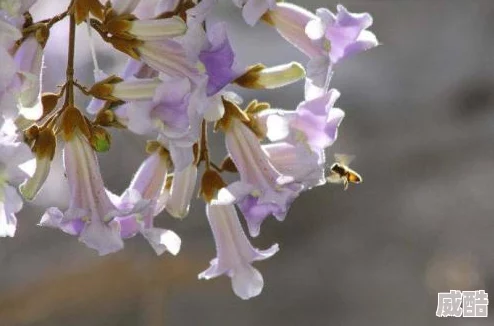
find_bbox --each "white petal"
[141,227,181,255]
[203,95,225,122]
[305,18,325,40]
[79,221,124,256]
[231,264,264,300]
[39,207,64,229]
[0,185,22,237]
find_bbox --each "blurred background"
[2,0,494,325]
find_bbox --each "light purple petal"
[199,23,239,96]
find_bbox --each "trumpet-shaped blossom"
[305,5,378,65]
[265,3,378,94]
[259,89,345,152]
[126,77,194,136]
[221,118,303,237]
[263,3,319,58]
[199,203,279,299]
[262,142,326,189]
[121,76,204,170]
[113,150,181,255]
[305,5,378,92]
[40,128,129,255]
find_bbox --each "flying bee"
[326,154,362,190]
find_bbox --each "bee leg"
[343,179,349,191]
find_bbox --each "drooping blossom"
[199,202,278,299]
[264,3,378,96]
[39,109,137,255]
[113,146,181,255]
[262,141,326,189]
[258,89,345,152]
[215,101,303,237]
[114,76,205,170]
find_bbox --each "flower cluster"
[0,0,378,299]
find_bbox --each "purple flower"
[263,3,319,57]
[265,3,378,95]
[219,118,303,237]
[199,203,278,299]
[304,5,378,93]
[127,77,194,136]
[113,149,181,255]
[40,127,128,255]
[259,89,345,152]
[262,142,325,189]
[108,75,205,170]
[306,5,378,65]
[179,21,240,121]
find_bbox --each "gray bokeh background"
[2,0,494,325]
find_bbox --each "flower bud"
[90,126,112,152]
[166,163,197,219]
[20,128,56,200]
[235,62,305,89]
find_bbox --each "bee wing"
[326,172,344,184]
[334,153,355,166]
